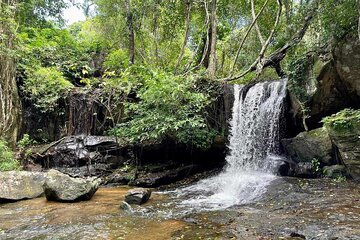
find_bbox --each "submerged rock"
[43,169,100,202]
[282,128,334,165]
[124,188,151,205]
[119,201,133,212]
[0,171,46,203]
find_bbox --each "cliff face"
[287,36,360,133]
[283,36,360,181]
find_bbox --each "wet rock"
[0,171,46,203]
[43,169,100,202]
[323,165,348,178]
[293,162,316,178]
[130,165,196,187]
[29,135,126,177]
[282,128,334,165]
[124,188,151,205]
[289,232,306,239]
[119,201,133,212]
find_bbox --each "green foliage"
[317,0,358,40]
[0,140,20,171]
[103,49,130,73]
[17,134,37,149]
[108,69,216,149]
[287,54,315,103]
[23,67,73,112]
[311,158,321,174]
[333,175,347,183]
[322,109,360,133]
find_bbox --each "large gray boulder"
[0,171,46,202]
[43,169,100,202]
[282,128,334,165]
[124,188,152,205]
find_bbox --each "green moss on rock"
[322,108,360,135]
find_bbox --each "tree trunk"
[125,0,135,64]
[175,0,192,72]
[0,0,21,147]
[358,0,360,40]
[207,0,217,79]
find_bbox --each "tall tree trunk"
[175,0,192,72]
[0,0,21,147]
[207,0,217,79]
[125,0,135,64]
[358,0,360,40]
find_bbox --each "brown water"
[1,178,360,240]
[0,187,186,240]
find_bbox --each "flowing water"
[177,80,288,210]
[2,80,360,239]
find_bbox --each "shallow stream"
[1,177,360,240]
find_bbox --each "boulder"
[124,188,151,205]
[323,165,348,178]
[335,37,360,98]
[324,112,360,181]
[282,128,334,165]
[293,162,316,178]
[43,169,100,202]
[28,135,126,177]
[0,171,46,203]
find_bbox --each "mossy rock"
[282,127,334,165]
[323,109,360,181]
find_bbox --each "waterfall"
[178,80,287,210]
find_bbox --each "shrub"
[23,67,73,112]
[0,140,20,171]
[107,69,216,149]
[17,134,37,149]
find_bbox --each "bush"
[107,69,216,149]
[103,49,130,73]
[23,67,73,112]
[0,140,20,171]
[17,134,37,149]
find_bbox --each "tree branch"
[230,0,270,74]
[222,3,316,82]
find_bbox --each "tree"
[207,0,217,79]
[0,0,21,147]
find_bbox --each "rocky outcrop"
[323,165,348,178]
[287,36,360,133]
[335,37,360,97]
[282,128,334,165]
[29,135,127,177]
[324,110,360,181]
[43,169,100,202]
[124,188,152,205]
[0,171,46,202]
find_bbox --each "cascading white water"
[177,80,287,210]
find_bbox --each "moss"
[307,127,328,138]
[322,108,360,135]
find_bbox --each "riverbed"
[0,177,359,239]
